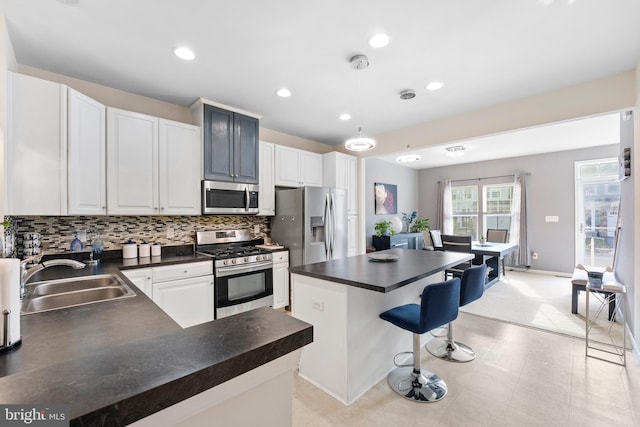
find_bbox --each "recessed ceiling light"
[339,113,352,121]
[369,33,392,48]
[174,47,195,61]
[396,154,421,163]
[426,81,444,91]
[275,88,292,98]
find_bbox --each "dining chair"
[486,229,508,276]
[441,234,472,279]
[429,229,444,251]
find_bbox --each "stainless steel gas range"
[196,229,273,319]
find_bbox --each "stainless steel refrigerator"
[271,187,347,267]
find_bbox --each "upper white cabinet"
[158,119,201,215]
[323,152,358,215]
[6,72,68,215]
[67,88,106,215]
[274,145,323,187]
[107,108,201,215]
[258,141,275,215]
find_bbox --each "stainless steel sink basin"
[21,274,136,315]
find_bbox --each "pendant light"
[345,55,376,152]
[396,145,421,163]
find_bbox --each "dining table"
[471,241,518,287]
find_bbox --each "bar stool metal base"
[387,367,448,402]
[425,338,476,362]
[425,321,476,363]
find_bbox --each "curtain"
[436,180,453,234]
[508,173,530,266]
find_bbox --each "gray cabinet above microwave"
[203,104,259,184]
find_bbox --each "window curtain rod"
[438,172,530,184]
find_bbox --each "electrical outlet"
[167,227,175,239]
[532,252,538,260]
[312,299,324,312]
[254,224,260,233]
[77,230,87,242]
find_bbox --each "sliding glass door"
[574,158,620,267]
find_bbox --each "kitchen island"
[289,249,473,405]
[0,256,313,426]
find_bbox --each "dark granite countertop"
[0,252,313,426]
[289,249,474,292]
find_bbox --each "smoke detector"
[350,55,370,70]
[400,90,416,100]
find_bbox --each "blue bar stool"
[379,278,461,402]
[426,264,486,362]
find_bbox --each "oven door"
[215,262,273,319]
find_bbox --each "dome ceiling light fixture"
[345,54,375,151]
[445,145,466,157]
[396,145,421,163]
[345,127,376,152]
[400,89,416,100]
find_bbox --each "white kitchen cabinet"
[122,268,152,298]
[67,88,107,215]
[151,261,214,328]
[258,141,275,215]
[274,145,323,187]
[107,108,201,215]
[272,250,289,309]
[6,72,68,215]
[323,152,358,215]
[158,119,201,214]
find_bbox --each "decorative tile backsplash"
[4,215,271,256]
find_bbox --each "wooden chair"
[441,234,472,279]
[486,228,508,276]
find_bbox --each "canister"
[139,242,150,258]
[122,240,137,259]
[151,244,162,257]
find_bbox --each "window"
[451,181,514,240]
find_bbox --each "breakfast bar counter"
[289,249,472,405]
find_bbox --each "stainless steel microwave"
[202,180,259,214]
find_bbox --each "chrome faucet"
[20,255,86,299]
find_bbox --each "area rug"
[460,270,628,348]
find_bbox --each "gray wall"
[365,158,420,247]
[418,144,620,273]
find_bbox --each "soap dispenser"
[70,232,84,252]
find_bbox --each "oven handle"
[216,261,273,277]
[245,187,250,212]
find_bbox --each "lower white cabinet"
[124,261,214,328]
[122,268,152,298]
[272,251,290,309]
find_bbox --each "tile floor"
[292,312,639,426]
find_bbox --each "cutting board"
[256,244,284,250]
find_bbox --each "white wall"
[364,158,420,247]
[417,144,620,273]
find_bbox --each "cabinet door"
[300,151,323,186]
[158,119,201,215]
[106,108,159,214]
[68,88,106,215]
[346,156,358,215]
[122,268,153,298]
[272,251,290,309]
[274,145,301,187]
[258,141,275,215]
[6,72,67,215]
[152,275,214,328]
[233,113,259,184]
[203,104,234,182]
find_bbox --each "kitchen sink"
[21,274,136,315]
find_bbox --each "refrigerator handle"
[324,193,331,259]
[329,193,336,259]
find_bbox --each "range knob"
[231,259,237,264]
[244,257,249,262]
[223,260,228,265]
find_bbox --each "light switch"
[545,216,559,223]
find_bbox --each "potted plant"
[372,220,395,250]
[409,217,430,249]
